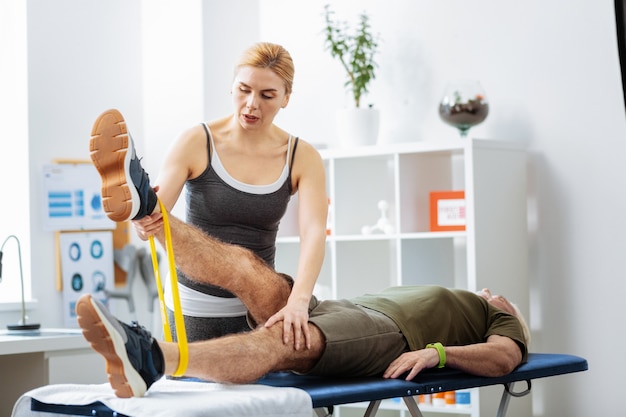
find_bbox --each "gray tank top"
[177,123,299,297]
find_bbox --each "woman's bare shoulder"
[293,137,323,158]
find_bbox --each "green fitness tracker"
[425,342,446,368]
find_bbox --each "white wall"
[0,0,623,416]
[257,1,624,416]
[22,0,144,327]
[141,0,205,219]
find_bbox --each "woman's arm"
[132,125,208,239]
[265,140,328,350]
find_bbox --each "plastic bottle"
[444,391,456,407]
[432,392,445,407]
[418,394,431,405]
[455,389,471,407]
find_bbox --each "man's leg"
[159,323,323,384]
[90,109,291,324]
[89,109,157,222]
[76,294,324,397]
[156,214,291,324]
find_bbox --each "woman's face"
[231,66,290,131]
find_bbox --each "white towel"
[11,377,313,417]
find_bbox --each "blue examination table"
[28,353,587,417]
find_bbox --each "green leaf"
[322,4,380,108]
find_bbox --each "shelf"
[277,231,466,243]
[318,140,465,160]
[275,138,528,417]
[400,232,466,240]
[339,398,475,414]
[318,138,524,160]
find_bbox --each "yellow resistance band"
[148,199,188,377]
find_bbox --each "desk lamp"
[0,235,41,330]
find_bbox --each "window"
[0,0,32,304]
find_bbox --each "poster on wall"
[42,163,115,231]
[59,230,114,327]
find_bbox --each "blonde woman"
[127,42,327,349]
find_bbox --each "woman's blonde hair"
[235,42,295,95]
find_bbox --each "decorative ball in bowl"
[438,81,489,138]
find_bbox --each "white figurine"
[361,200,394,235]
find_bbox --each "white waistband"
[164,274,247,317]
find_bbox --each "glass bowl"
[438,81,489,138]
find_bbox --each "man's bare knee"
[260,322,324,373]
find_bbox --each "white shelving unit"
[338,392,479,417]
[275,138,529,417]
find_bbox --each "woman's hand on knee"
[265,299,311,350]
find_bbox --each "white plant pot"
[335,107,380,148]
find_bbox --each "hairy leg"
[159,322,325,384]
[154,214,291,324]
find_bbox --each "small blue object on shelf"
[456,389,471,407]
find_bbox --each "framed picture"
[58,231,114,327]
[429,191,466,232]
[42,162,115,231]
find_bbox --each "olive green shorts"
[306,297,409,377]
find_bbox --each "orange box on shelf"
[429,190,466,232]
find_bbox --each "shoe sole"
[89,109,140,222]
[76,294,147,397]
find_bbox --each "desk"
[0,329,106,417]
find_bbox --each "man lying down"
[78,111,530,399]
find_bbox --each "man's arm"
[383,335,523,381]
[445,335,523,376]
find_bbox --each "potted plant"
[323,4,381,147]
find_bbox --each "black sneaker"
[76,294,164,397]
[89,109,157,222]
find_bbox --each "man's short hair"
[510,302,531,347]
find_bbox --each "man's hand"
[383,349,440,380]
[264,298,311,350]
[385,336,523,381]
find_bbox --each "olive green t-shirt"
[352,285,528,361]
